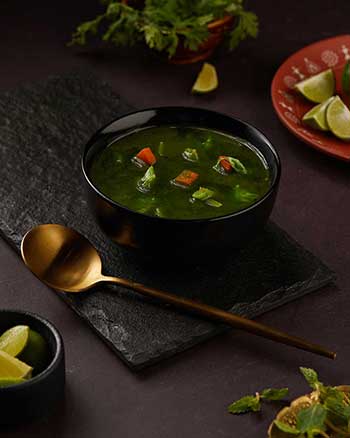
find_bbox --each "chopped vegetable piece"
[183,148,199,162]
[136,147,157,165]
[206,199,222,208]
[219,156,233,173]
[137,166,156,193]
[343,61,350,94]
[202,137,213,150]
[192,187,214,201]
[234,185,258,203]
[131,156,147,168]
[173,170,199,187]
[213,156,247,175]
[158,141,166,157]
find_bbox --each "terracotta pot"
[122,0,234,64]
[170,15,235,64]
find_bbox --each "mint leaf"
[324,394,350,426]
[274,420,300,435]
[296,404,327,434]
[261,388,289,401]
[228,395,260,414]
[300,367,320,389]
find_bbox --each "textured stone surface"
[0,73,335,369]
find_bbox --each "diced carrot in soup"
[136,147,157,165]
[175,170,199,186]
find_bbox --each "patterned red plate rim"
[271,35,350,161]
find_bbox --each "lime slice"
[192,63,218,94]
[295,69,335,103]
[19,330,48,373]
[302,96,335,131]
[0,350,32,379]
[342,61,350,94]
[0,377,25,388]
[326,95,350,140]
[0,325,29,357]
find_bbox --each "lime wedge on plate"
[295,69,335,103]
[0,325,29,357]
[0,350,32,379]
[326,95,350,140]
[19,329,48,372]
[0,377,26,388]
[192,63,218,94]
[302,96,335,131]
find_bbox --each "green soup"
[89,126,271,219]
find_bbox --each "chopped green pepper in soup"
[89,126,271,219]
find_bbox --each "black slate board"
[0,73,335,369]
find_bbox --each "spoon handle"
[102,276,336,360]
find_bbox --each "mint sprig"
[228,387,289,415]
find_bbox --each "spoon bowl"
[21,224,102,292]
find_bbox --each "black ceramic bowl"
[0,310,65,425]
[82,107,281,261]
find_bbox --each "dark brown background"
[1,1,349,437]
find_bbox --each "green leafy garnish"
[225,157,247,174]
[183,148,199,162]
[228,395,261,414]
[228,387,289,415]
[137,166,156,192]
[234,185,258,203]
[300,367,321,390]
[70,0,259,58]
[213,156,247,175]
[297,404,327,436]
[206,199,223,208]
[261,388,289,401]
[342,61,350,94]
[192,186,214,201]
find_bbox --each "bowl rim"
[82,106,281,224]
[0,309,63,392]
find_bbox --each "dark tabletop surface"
[1,1,350,437]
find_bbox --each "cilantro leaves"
[70,0,259,57]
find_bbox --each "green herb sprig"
[228,367,350,438]
[70,0,258,57]
[228,387,289,414]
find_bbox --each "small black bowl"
[0,310,65,425]
[82,107,281,261]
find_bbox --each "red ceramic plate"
[271,35,350,161]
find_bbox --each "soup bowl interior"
[82,107,281,261]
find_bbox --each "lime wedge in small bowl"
[0,325,29,357]
[326,95,350,141]
[295,69,335,103]
[302,96,335,131]
[0,377,26,388]
[0,350,32,379]
[19,329,48,373]
[192,63,218,94]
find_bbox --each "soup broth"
[89,126,271,220]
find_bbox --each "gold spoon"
[21,224,336,360]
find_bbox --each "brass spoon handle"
[102,276,336,360]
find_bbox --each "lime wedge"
[192,63,218,94]
[19,330,48,373]
[295,69,335,103]
[0,350,32,379]
[302,96,335,131]
[0,377,25,388]
[326,95,350,140]
[342,61,350,94]
[0,325,29,357]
